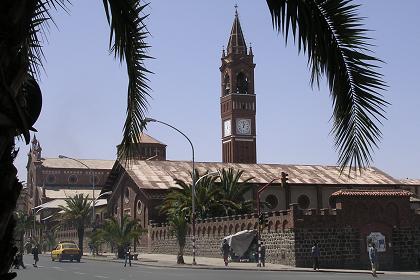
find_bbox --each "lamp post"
[256,177,279,267]
[143,117,198,265]
[58,155,96,226]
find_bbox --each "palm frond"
[267,0,388,173]
[102,0,152,164]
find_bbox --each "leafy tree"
[96,216,144,258]
[58,194,92,256]
[168,211,188,264]
[217,168,254,216]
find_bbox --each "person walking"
[124,246,132,267]
[260,242,266,267]
[311,242,320,270]
[32,245,39,267]
[14,252,26,269]
[369,243,378,277]
[221,239,230,267]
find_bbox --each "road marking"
[74,271,86,275]
[94,276,109,279]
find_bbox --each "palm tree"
[58,194,92,256]
[217,168,254,216]
[1,1,150,275]
[88,230,104,256]
[168,211,188,264]
[266,0,387,172]
[160,170,220,219]
[14,211,33,253]
[96,215,143,258]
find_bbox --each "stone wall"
[293,227,360,268]
[392,226,420,270]
[146,203,420,270]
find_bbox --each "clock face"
[236,119,251,135]
[224,119,231,137]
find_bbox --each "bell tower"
[220,8,256,163]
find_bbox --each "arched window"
[223,74,230,95]
[297,195,310,209]
[265,194,279,210]
[236,72,248,94]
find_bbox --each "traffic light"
[281,172,289,188]
[258,212,268,229]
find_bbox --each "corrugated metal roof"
[41,158,114,170]
[136,133,166,145]
[400,179,420,185]
[45,188,100,199]
[36,198,107,209]
[123,160,400,190]
[331,189,413,197]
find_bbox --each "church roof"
[41,158,114,170]
[118,160,400,190]
[227,9,247,55]
[133,133,166,145]
[400,178,420,185]
[44,187,101,199]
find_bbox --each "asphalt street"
[13,255,418,280]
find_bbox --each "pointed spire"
[227,6,247,55]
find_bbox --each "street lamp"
[256,177,280,267]
[58,155,96,226]
[143,117,198,265]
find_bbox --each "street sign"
[367,232,386,252]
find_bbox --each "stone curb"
[82,256,420,275]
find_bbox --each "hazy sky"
[15,0,420,181]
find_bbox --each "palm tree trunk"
[177,245,185,264]
[0,134,22,277]
[77,225,85,256]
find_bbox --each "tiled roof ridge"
[331,189,414,197]
[149,159,379,169]
[42,157,114,161]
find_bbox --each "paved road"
[14,255,418,280]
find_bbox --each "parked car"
[51,241,81,262]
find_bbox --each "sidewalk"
[83,253,420,276]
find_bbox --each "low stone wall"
[392,226,420,269]
[146,205,420,270]
[293,227,360,268]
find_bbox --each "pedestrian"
[221,239,230,266]
[124,246,132,267]
[311,242,320,271]
[15,252,26,269]
[368,243,378,277]
[260,242,266,267]
[88,242,94,256]
[32,245,39,267]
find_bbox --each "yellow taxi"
[51,241,81,262]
